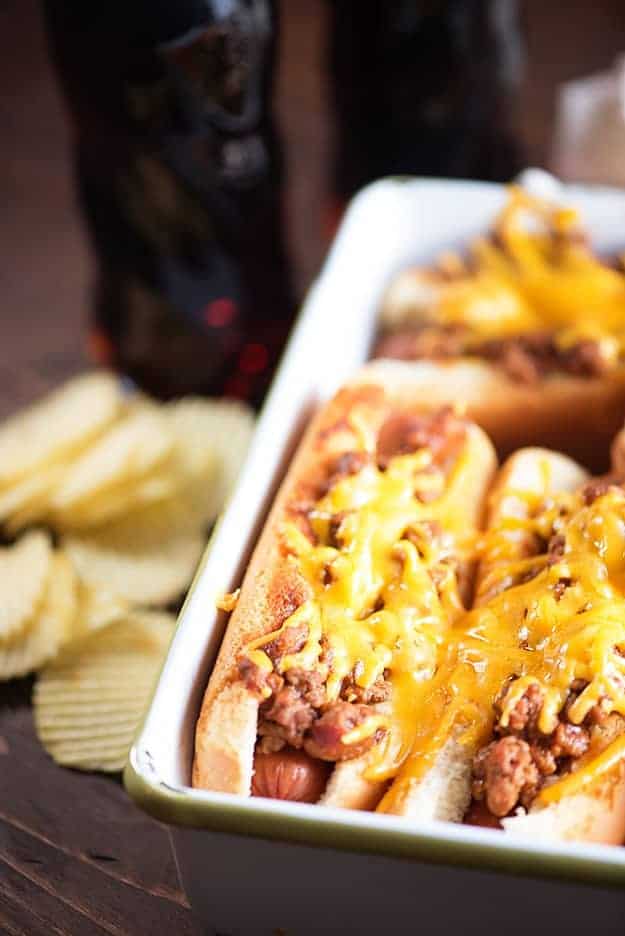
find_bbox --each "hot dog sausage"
[252,748,332,803]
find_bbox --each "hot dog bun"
[502,759,625,843]
[474,447,590,605]
[318,751,387,810]
[193,385,365,795]
[193,374,497,807]
[355,359,625,473]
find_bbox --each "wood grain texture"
[0,681,200,936]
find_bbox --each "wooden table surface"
[0,681,201,934]
[2,1,625,933]
[0,4,197,928]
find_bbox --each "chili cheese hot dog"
[374,187,625,470]
[192,378,497,808]
[376,447,588,822]
[471,451,625,842]
[381,444,625,843]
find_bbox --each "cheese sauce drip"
[379,477,625,812]
[414,187,625,354]
[245,427,479,781]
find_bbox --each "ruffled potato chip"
[0,552,77,679]
[89,398,254,539]
[0,373,123,488]
[50,408,175,521]
[72,581,130,638]
[54,469,177,532]
[0,530,53,640]
[33,685,152,704]
[63,524,205,606]
[166,398,254,526]
[34,611,175,771]
[0,466,64,533]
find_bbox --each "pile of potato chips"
[0,372,254,771]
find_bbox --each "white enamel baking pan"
[126,175,625,934]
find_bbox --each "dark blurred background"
[1,0,625,416]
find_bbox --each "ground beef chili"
[261,685,317,748]
[472,332,610,382]
[243,660,388,761]
[263,619,309,665]
[285,501,318,544]
[376,406,466,472]
[463,798,503,829]
[374,326,611,384]
[341,670,391,705]
[320,450,371,496]
[546,533,565,563]
[580,478,616,505]
[468,679,605,819]
[374,324,467,361]
[304,702,386,761]
[472,736,540,817]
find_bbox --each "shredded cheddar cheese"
[217,589,240,612]
[415,186,625,354]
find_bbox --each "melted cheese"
[423,272,541,339]
[419,186,625,351]
[244,430,481,781]
[217,589,240,612]
[379,476,625,814]
[537,734,625,805]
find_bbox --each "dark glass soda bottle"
[43,0,294,406]
[328,0,525,208]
